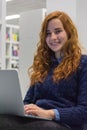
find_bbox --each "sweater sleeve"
[23,85,35,104]
[57,56,87,125]
[53,109,60,120]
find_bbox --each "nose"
[51,32,57,39]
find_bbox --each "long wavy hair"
[28,11,81,86]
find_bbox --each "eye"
[46,32,51,37]
[55,30,62,34]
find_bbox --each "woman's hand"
[24,104,55,119]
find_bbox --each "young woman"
[24,11,87,130]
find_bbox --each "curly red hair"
[28,11,81,86]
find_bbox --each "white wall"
[19,8,46,98]
[76,0,87,49]
[46,0,76,23]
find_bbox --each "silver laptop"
[0,69,51,120]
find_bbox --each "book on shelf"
[12,45,19,57]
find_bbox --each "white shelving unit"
[6,24,20,70]
[0,0,6,69]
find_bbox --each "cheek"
[64,36,68,43]
[61,33,68,43]
[46,38,49,44]
[64,32,68,40]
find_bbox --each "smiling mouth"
[51,41,61,45]
[51,39,62,45]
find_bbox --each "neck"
[55,52,61,59]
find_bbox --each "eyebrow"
[55,28,62,30]
[46,27,62,32]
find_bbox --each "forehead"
[47,18,63,30]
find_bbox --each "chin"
[52,49,61,52]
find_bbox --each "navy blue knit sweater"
[24,55,87,130]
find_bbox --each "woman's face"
[46,18,68,58]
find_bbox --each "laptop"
[0,69,52,120]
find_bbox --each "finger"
[25,109,38,116]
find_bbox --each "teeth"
[52,43,57,45]
[51,42,60,45]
